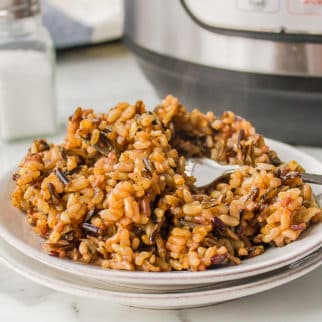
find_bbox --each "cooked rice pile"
[155,95,280,165]
[11,95,321,271]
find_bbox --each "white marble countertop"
[0,43,321,322]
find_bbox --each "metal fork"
[185,157,322,190]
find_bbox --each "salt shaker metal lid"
[0,0,40,21]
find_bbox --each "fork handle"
[302,173,322,185]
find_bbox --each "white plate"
[0,138,321,289]
[0,236,320,309]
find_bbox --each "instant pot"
[124,0,322,145]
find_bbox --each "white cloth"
[41,0,123,48]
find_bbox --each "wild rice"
[11,95,321,271]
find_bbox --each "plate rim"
[0,138,321,285]
[0,236,321,309]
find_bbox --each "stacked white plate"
[0,139,321,309]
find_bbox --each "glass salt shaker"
[0,0,57,140]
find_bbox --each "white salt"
[0,50,56,140]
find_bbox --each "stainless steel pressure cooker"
[124,0,322,145]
